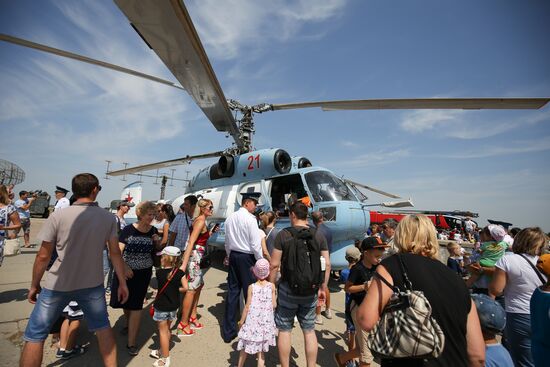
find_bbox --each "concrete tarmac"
[0,219,350,366]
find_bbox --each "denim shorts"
[153,308,177,322]
[275,282,318,331]
[24,284,109,342]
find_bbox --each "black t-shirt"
[273,226,328,252]
[154,268,185,312]
[273,226,328,283]
[380,253,471,367]
[119,224,158,270]
[347,261,377,305]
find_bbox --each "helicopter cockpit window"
[305,171,356,202]
[270,174,308,217]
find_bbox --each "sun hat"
[161,246,181,257]
[488,224,507,242]
[252,258,270,280]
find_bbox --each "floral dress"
[237,282,276,354]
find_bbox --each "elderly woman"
[357,214,485,367]
[0,185,21,266]
[489,227,548,367]
[177,198,214,336]
[110,201,161,356]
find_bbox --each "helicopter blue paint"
[173,148,371,269]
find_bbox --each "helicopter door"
[269,174,309,217]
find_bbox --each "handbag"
[367,255,445,359]
[149,267,178,317]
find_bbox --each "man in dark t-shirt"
[269,202,330,367]
[337,236,389,367]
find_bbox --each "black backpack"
[281,226,323,296]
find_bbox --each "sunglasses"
[97,185,102,191]
[207,206,214,211]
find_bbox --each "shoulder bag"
[149,268,179,317]
[367,254,445,359]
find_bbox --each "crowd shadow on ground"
[0,288,28,303]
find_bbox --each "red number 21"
[247,154,260,170]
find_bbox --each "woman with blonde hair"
[489,227,548,367]
[110,201,162,356]
[0,185,21,266]
[177,198,214,336]
[357,215,485,367]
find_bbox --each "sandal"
[153,356,171,367]
[189,316,203,330]
[176,322,194,336]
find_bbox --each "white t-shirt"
[495,253,546,314]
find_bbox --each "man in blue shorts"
[20,173,129,367]
[269,202,331,367]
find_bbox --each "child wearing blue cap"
[471,294,513,367]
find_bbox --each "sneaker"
[61,345,87,360]
[150,349,161,359]
[127,345,139,356]
[315,314,323,325]
[55,349,64,358]
[323,308,333,319]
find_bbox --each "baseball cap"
[537,254,550,277]
[361,236,389,251]
[345,246,361,262]
[471,293,506,332]
[161,246,181,257]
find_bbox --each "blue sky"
[1,0,549,230]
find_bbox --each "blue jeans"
[505,312,534,367]
[24,284,109,342]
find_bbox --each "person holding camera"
[14,190,36,248]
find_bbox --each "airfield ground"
[0,218,353,367]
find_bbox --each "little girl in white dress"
[237,258,276,367]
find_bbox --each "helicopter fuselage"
[170,148,370,269]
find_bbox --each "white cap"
[161,246,181,257]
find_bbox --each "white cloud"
[187,0,346,60]
[400,108,550,139]
[329,148,410,168]
[340,140,360,148]
[446,135,550,159]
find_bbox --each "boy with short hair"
[335,237,388,367]
[471,294,513,367]
[340,246,361,367]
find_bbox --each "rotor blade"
[114,0,242,148]
[107,151,224,176]
[345,179,401,199]
[0,33,185,91]
[270,98,550,111]
[380,199,414,208]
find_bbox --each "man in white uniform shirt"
[53,186,70,211]
[222,192,263,343]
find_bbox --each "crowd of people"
[1,176,549,367]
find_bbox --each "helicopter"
[2,1,549,268]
